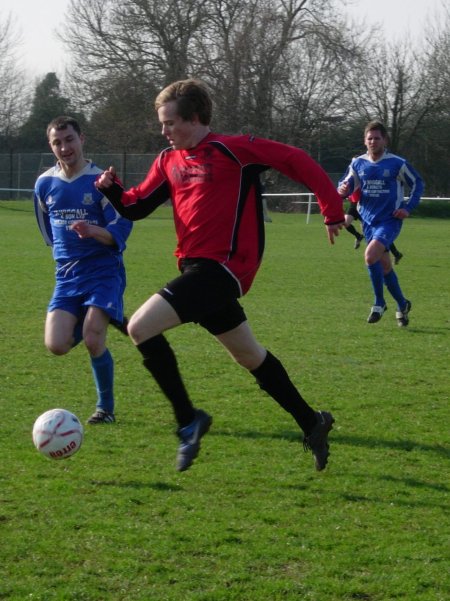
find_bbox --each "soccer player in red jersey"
[96,79,345,472]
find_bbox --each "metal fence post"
[306,194,313,224]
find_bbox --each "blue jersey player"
[34,116,133,423]
[338,120,423,327]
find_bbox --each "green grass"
[0,201,449,601]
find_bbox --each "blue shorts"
[48,255,126,323]
[363,218,403,250]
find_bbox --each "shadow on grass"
[405,326,450,335]
[341,474,449,508]
[330,433,450,459]
[89,479,183,491]
[211,429,450,459]
[380,474,448,493]
[340,492,449,509]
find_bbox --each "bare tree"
[413,2,450,193]
[62,0,360,136]
[190,0,360,139]
[58,0,450,194]
[0,13,30,150]
[61,0,210,115]
[342,18,449,153]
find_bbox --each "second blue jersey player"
[34,116,133,423]
[338,120,424,326]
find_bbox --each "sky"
[1,0,445,79]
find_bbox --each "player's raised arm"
[95,166,116,189]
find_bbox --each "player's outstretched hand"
[337,181,350,198]
[95,166,116,189]
[393,208,410,219]
[326,223,344,245]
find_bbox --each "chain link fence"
[3,152,447,217]
[0,152,340,215]
[0,153,159,200]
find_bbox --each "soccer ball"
[32,408,83,460]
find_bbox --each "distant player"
[338,120,423,326]
[34,116,133,423]
[96,78,345,473]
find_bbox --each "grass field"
[0,201,449,601]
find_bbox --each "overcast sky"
[1,0,445,79]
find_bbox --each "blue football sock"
[367,262,385,307]
[384,270,406,310]
[91,349,114,413]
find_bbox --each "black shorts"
[158,259,247,335]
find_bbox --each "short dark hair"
[154,79,212,125]
[364,120,388,138]
[46,116,82,139]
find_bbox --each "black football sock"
[250,351,317,434]
[137,335,195,427]
[390,242,401,259]
[346,224,362,239]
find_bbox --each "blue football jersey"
[339,151,424,226]
[34,161,133,261]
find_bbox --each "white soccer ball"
[32,408,83,460]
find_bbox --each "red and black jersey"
[104,133,344,295]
